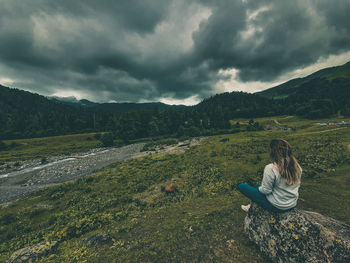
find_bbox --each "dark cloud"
[193,0,350,81]
[0,0,350,103]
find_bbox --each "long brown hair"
[270,139,301,185]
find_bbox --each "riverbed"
[0,138,203,205]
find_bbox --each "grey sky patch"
[193,0,350,82]
[0,0,349,104]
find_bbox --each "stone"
[83,233,114,247]
[219,138,230,143]
[244,203,350,263]
[7,241,58,263]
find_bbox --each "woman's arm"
[258,164,276,195]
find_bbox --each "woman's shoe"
[241,204,251,212]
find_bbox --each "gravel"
[0,143,145,205]
[0,138,204,205]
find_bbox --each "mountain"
[195,92,275,119]
[0,85,106,139]
[1,60,349,141]
[194,62,350,121]
[257,61,350,99]
[94,102,187,113]
[0,85,190,140]
[48,96,98,107]
[49,96,187,113]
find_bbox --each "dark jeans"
[238,183,287,213]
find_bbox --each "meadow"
[0,133,103,163]
[0,116,349,262]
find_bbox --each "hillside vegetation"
[1,61,350,142]
[49,96,186,113]
[258,61,350,99]
[1,116,349,262]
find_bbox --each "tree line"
[0,78,349,142]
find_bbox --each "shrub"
[0,140,7,150]
[93,133,102,140]
[0,213,16,225]
[10,142,19,148]
[100,133,114,147]
[141,138,178,152]
[247,122,263,131]
[114,139,125,147]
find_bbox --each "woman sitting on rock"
[238,139,302,213]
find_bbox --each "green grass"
[231,115,350,128]
[298,164,350,223]
[141,138,179,152]
[0,133,103,162]
[0,116,349,262]
[325,63,350,80]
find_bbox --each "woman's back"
[238,139,302,213]
[259,163,301,210]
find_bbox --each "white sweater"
[258,163,301,210]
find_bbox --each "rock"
[7,241,58,263]
[164,184,178,194]
[219,138,230,143]
[244,203,350,263]
[83,233,114,247]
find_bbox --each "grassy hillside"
[0,116,349,262]
[325,61,350,80]
[257,61,350,99]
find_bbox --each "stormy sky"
[0,0,350,105]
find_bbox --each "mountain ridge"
[1,61,349,140]
[47,96,187,113]
[257,61,350,98]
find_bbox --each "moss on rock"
[244,203,350,262]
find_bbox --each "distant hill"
[48,96,187,113]
[0,85,104,139]
[257,61,350,99]
[195,92,275,119]
[1,60,349,141]
[194,62,350,120]
[0,85,189,140]
[48,96,98,107]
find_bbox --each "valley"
[0,116,349,262]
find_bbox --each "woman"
[238,139,302,213]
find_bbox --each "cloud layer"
[0,0,350,103]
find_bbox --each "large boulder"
[7,241,58,263]
[244,203,350,263]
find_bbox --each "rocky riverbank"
[0,138,203,205]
